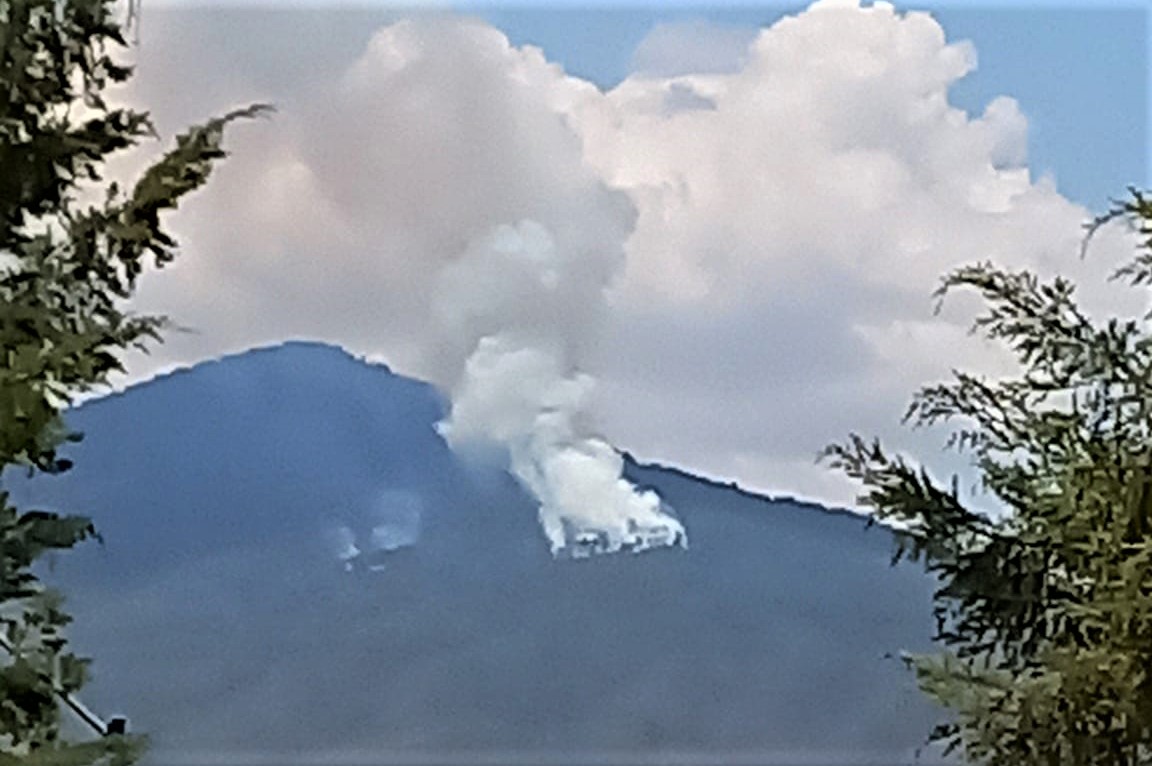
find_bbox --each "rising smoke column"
[434,220,685,557]
[116,11,687,556]
[318,18,690,559]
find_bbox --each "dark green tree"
[0,1,269,762]
[823,189,1152,766]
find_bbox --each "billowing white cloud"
[105,0,1142,518]
[629,18,757,78]
[564,0,1142,506]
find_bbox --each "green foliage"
[823,189,1152,765]
[0,0,269,761]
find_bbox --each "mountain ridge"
[4,340,947,765]
[96,340,866,526]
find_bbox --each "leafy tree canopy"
[0,1,268,761]
[824,189,1152,766]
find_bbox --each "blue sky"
[461,2,1147,212]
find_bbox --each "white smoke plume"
[434,219,685,557]
[103,2,1143,516]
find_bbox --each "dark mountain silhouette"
[5,341,947,765]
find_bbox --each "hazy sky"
[103,0,1148,511]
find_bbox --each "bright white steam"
[434,220,685,557]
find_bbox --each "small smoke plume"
[434,220,685,557]
[327,489,424,571]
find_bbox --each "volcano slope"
[5,341,944,765]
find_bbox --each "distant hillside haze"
[4,342,947,765]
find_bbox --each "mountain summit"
[6,342,944,765]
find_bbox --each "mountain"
[4,341,946,765]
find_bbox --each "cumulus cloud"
[629,19,757,78]
[566,0,1143,505]
[104,0,1142,515]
